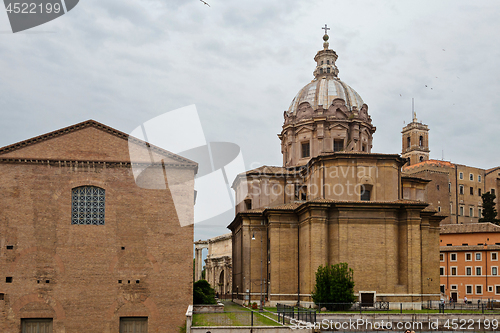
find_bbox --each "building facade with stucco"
[0,120,196,333]
[229,32,444,310]
[440,223,500,302]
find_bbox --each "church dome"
[288,77,365,115]
[286,31,367,117]
[279,29,376,168]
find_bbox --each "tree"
[311,263,355,310]
[479,192,500,225]
[193,279,217,304]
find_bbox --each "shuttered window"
[120,317,148,333]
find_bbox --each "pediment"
[360,127,371,136]
[328,123,349,131]
[334,109,348,119]
[296,125,314,134]
[0,120,196,166]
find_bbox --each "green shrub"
[193,279,217,304]
[311,263,355,311]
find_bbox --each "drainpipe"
[455,165,459,224]
[322,161,325,199]
[284,173,287,204]
[485,243,488,294]
[446,250,449,298]
[297,221,300,307]
[266,224,269,304]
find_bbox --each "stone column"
[194,241,208,281]
[195,248,202,281]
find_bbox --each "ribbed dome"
[287,77,365,115]
[279,31,376,168]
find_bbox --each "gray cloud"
[0,0,499,239]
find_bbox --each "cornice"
[0,157,197,170]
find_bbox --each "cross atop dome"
[321,24,330,49]
[322,24,330,35]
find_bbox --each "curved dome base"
[280,98,375,168]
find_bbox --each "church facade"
[0,120,196,333]
[229,32,444,309]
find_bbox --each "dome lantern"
[313,26,339,78]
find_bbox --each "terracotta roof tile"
[403,159,455,171]
[242,165,297,176]
[265,202,302,210]
[441,245,500,251]
[440,222,500,234]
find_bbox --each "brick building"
[0,120,196,333]
[401,117,500,225]
[440,223,500,302]
[229,32,444,309]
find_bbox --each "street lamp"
[252,230,264,312]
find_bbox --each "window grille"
[333,139,344,152]
[71,186,105,225]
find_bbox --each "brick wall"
[0,122,195,333]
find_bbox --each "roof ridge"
[0,120,197,166]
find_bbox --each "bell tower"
[401,104,430,166]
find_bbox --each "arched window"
[420,156,424,162]
[320,68,323,74]
[244,198,252,210]
[71,186,105,225]
[327,67,331,73]
[327,60,330,65]
[407,136,411,149]
[419,135,423,147]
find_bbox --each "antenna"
[442,150,444,161]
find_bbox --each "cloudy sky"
[1,0,499,241]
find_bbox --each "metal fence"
[192,311,279,327]
[276,303,316,324]
[423,300,498,313]
[315,302,390,312]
